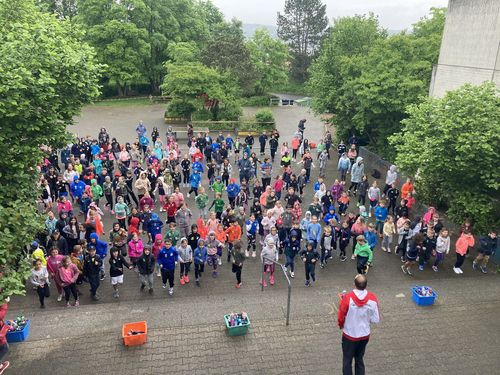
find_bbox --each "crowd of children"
[30,120,497,308]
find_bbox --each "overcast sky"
[210,0,449,30]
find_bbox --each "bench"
[150,95,171,103]
[164,116,189,125]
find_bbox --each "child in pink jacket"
[46,247,64,302]
[453,230,475,274]
[128,232,144,269]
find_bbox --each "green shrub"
[167,99,196,118]
[255,109,275,125]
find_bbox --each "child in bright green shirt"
[354,235,373,274]
[212,177,225,196]
[209,192,225,220]
[195,187,209,219]
[165,222,181,246]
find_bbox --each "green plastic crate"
[224,314,251,336]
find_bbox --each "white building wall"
[430,0,500,97]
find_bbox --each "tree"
[247,29,290,95]
[161,42,241,120]
[308,8,445,157]
[201,19,257,95]
[36,0,78,19]
[0,0,101,300]
[308,14,386,114]
[277,0,328,82]
[389,83,500,232]
[75,0,215,95]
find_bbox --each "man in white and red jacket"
[338,274,380,375]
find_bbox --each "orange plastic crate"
[122,321,147,346]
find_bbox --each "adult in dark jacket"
[83,246,103,301]
[138,247,156,293]
[258,132,268,155]
[237,153,253,183]
[473,231,497,273]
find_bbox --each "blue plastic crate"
[6,320,30,343]
[412,287,437,306]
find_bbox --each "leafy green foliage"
[0,0,101,300]
[162,42,241,120]
[247,29,290,95]
[389,83,500,232]
[255,109,275,125]
[201,19,257,96]
[277,0,328,82]
[308,8,445,158]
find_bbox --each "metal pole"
[261,260,265,292]
[261,257,292,325]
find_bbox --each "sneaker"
[269,275,275,285]
[368,212,372,218]
[480,266,487,274]
[140,284,145,291]
[157,272,161,277]
[66,302,71,307]
[235,283,241,289]
[57,294,63,302]
[212,271,218,277]
[472,261,477,270]
[0,361,10,375]
[418,265,424,271]
[400,257,405,263]
[196,279,200,286]
[453,267,460,274]
[74,300,80,307]
[458,268,463,274]
[40,303,45,309]
[91,295,100,301]
[290,271,295,278]
[113,291,119,298]
[432,266,438,272]
[180,276,185,285]
[320,263,325,268]
[218,258,222,266]
[100,274,105,281]
[252,251,256,258]
[340,256,347,262]
[351,254,356,260]
[245,250,249,257]
[168,287,174,296]
[185,275,190,283]
[381,247,387,252]
[401,265,408,274]
[162,284,167,289]
[406,268,413,277]
[387,249,391,253]
[305,280,310,287]
[149,288,154,294]
[187,193,190,198]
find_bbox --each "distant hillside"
[243,23,278,38]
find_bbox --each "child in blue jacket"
[374,201,389,236]
[187,170,201,197]
[364,223,378,252]
[147,213,163,244]
[193,239,208,286]
[157,239,178,295]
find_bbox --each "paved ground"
[5,103,500,374]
